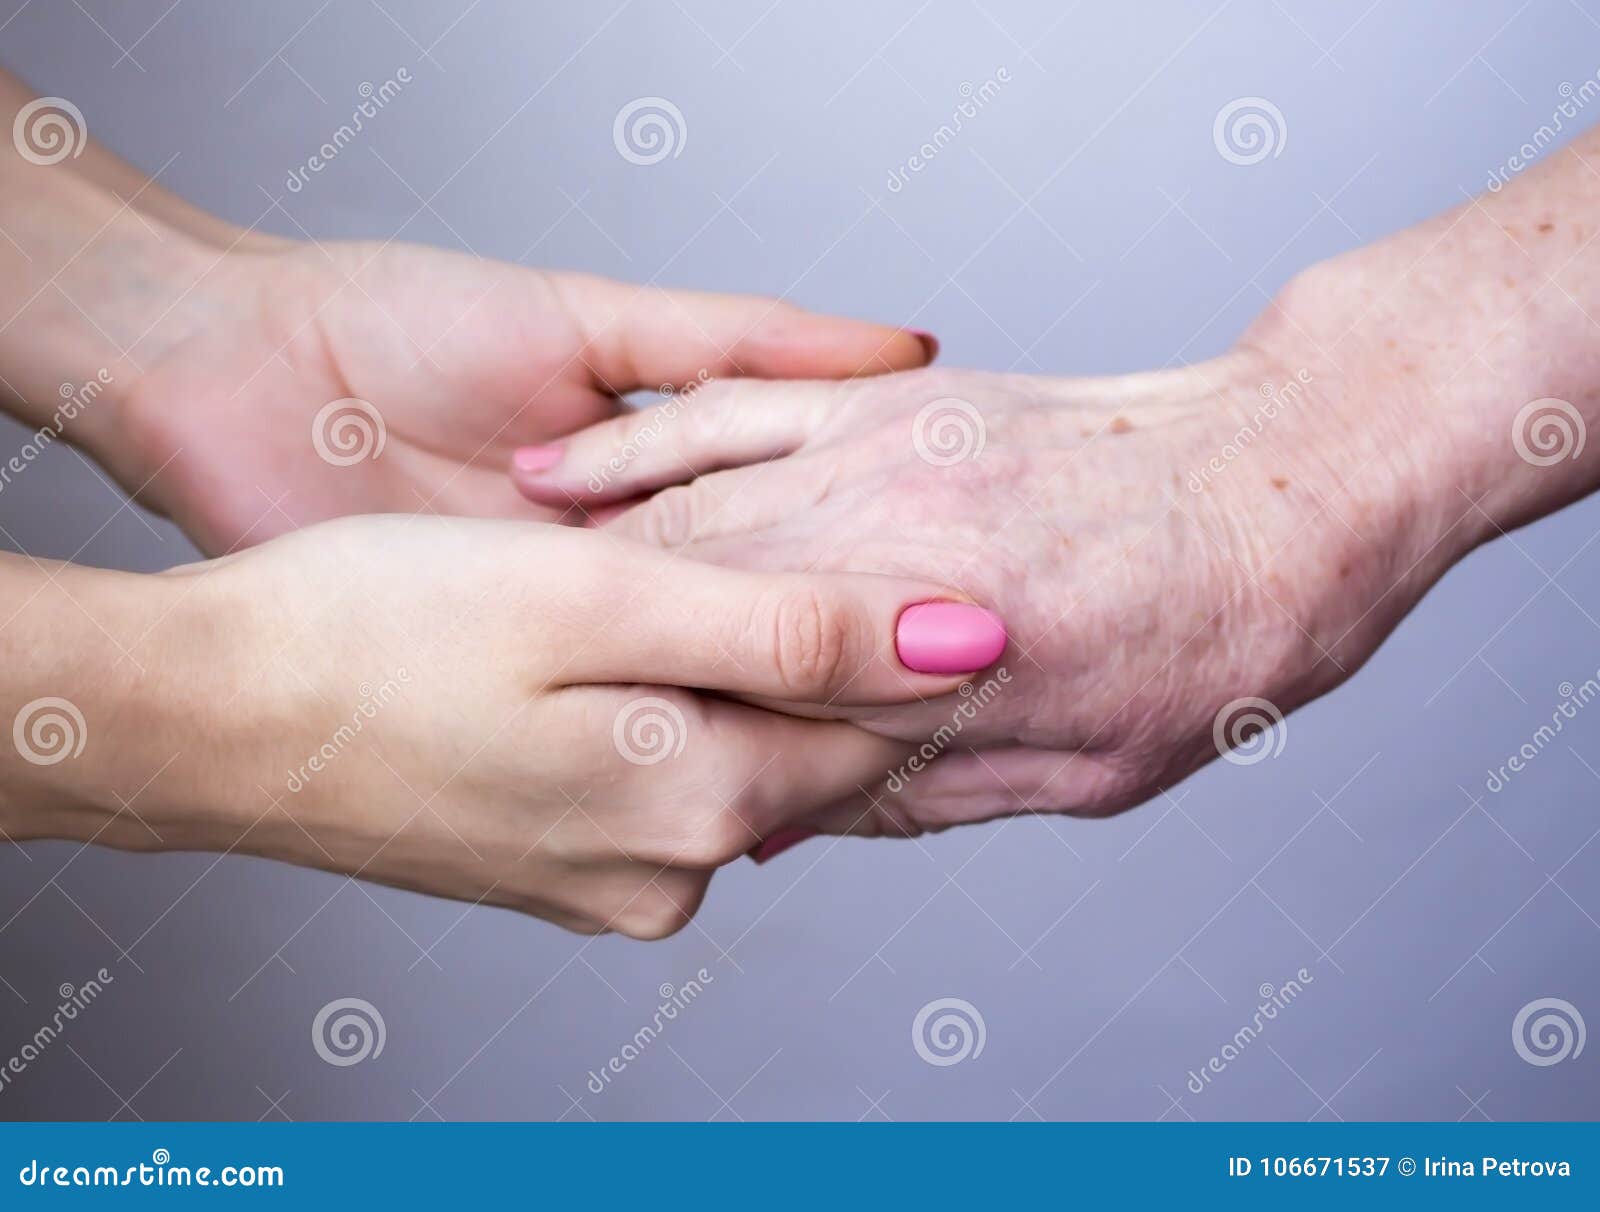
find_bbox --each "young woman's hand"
[0,78,934,557]
[0,517,998,935]
[107,243,934,556]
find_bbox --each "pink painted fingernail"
[749,827,819,864]
[895,602,1006,675]
[911,330,940,362]
[512,444,563,474]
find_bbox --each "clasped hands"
[13,88,1595,936]
[61,229,1422,941]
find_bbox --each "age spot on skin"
[1538,221,1555,234]
[1271,476,1289,490]
[1109,416,1133,434]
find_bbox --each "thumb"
[553,272,937,391]
[564,544,1006,706]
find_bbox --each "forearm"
[0,552,224,848]
[0,104,228,460]
[1261,122,1600,564]
[0,68,288,253]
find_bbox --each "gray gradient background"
[1,0,1598,1121]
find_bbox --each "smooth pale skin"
[0,69,933,556]
[516,123,1600,835]
[0,69,945,934]
[0,516,988,937]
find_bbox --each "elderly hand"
[513,119,1600,838]
[508,268,1475,834]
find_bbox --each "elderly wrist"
[1261,200,1600,565]
[1215,276,1474,685]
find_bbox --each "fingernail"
[895,601,1006,675]
[512,444,563,474]
[911,330,940,362]
[749,827,819,864]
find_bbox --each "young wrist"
[0,557,249,851]
[0,161,254,461]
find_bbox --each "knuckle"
[667,799,750,868]
[616,896,695,941]
[766,587,853,699]
[629,484,702,547]
[620,769,750,868]
[867,785,926,841]
[679,382,737,431]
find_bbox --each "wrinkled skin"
[515,272,1456,832]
